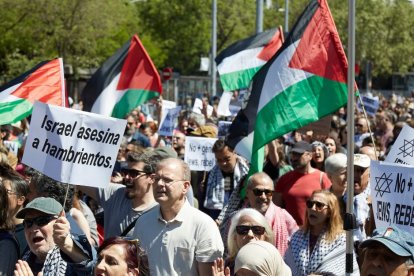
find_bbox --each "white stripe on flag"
[234,132,254,162]
[0,83,22,102]
[258,40,313,112]
[217,47,266,75]
[91,74,127,117]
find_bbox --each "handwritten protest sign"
[217,91,232,117]
[3,140,19,156]
[385,124,414,165]
[218,121,232,138]
[22,101,126,188]
[370,160,414,234]
[357,94,379,117]
[192,98,213,117]
[184,136,217,171]
[159,106,181,136]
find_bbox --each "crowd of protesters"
[1,91,414,275]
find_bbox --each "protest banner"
[217,91,232,117]
[158,106,181,136]
[22,101,126,188]
[184,136,217,171]
[385,124,414,165]
[192,98,213,117]
[357,94,379,117]
[370,160,414,234]
[218,121,232,138]
[3,140,19,156]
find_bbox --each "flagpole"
[256,0,263,33]
[211,0,217,97]
[345,0,356,275]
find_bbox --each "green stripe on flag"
[220,66,263,91]
[111,89,159,119]
[0,99,33,125]
[254,75,347,151]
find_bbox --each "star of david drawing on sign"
[398,139,414,158]
[374,172,392,197]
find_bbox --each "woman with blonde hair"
[226,208,275,274]
[284,190,359,275]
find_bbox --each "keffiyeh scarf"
[204,157,249,210]
[285,230,350,276]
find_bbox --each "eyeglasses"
[121,169,147,178]
[252,188,273,197]
[6,189,18,195]
[23,215,57,229]
[152,175,185,185]
[235,225,266,236]
[306,200,328,210]
[355,124,363,127]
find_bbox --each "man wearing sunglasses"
[78,152,157,238]
[14,197,93,275]
[245,172,298,256]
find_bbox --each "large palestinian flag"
[226,0,349,194]
[82,35,162,119]
[0,58,66,125]
[215,26,284,92]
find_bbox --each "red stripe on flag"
[257,26,284,61]
[288,0,348,84]
[11,59,64,106]
[117,35,162,94]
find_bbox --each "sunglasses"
[23,215,57,229]
[306,200,328,210]
[121,169,147,178]
[235,225,266,236]
[252,188,273,197]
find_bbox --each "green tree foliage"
[0,0,139,80]
[135,0,211,75]
[1,0,414,80]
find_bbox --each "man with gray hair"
[133,157,223,275]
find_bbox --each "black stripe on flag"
[82,39,130,112]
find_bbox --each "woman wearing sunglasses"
[284,190,360,275]
[49,213,149,276]
[225,208,275,274]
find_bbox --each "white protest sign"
[218,121,232,138]
[3,140,19,156]
[385,124,414,165]
[158,100,177,125]
[184,136,217,171]
[217,91,232,117]
[158,106,182,137]
[357,94,379,117]
[229,105,241,117]
[192,98,213,117]
[370,160,414,234]
[22,101,126,188]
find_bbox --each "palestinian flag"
[82,34,162,119]
[0,58,66,125]
[215,26,284,92]
[226,0,349,196]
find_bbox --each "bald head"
[359,146,378,160]
[246,172,274,214]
